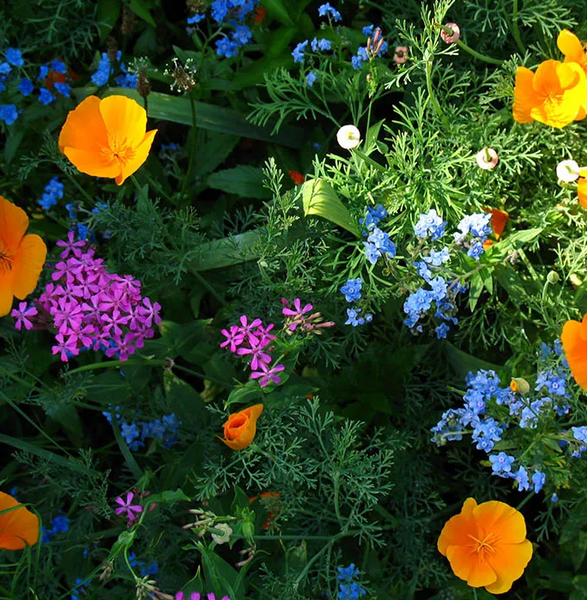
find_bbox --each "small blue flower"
[216,36,239,58]
[311,37,332,52]
[54,82,71,97]
[489,452,515,475]
[38,65,49,80]
[50,59,67,74]
[187,13,206,24]
[318,2,342,22]
[513,466,530,491]
[0,62,11,75]
[232,24,252,47]
[38,88,55,105]
[414,209,446,240]
[305,71,317,86]
[6,48,24,67]
[18,78,34,96]
[532,471,546,493]
[435,323,450,339]
[292,40,309,63]
[362,24,374,36]
[340,278,362,302]
[0,104,19,125]
[345,307,365,327]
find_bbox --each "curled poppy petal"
[220,404,264,450]
[0,491,39,550]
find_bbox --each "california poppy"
[513,59,587,128]
[58,95,157,186]
[0,491,39,550]
[577,170,587,209]
[220,404,264,450]
[557,30,587,74]
[438,497,533,594]
[249,491,281,529]
[289,170,305,185]
[561,315,587,390]
[0,196,47,317]
[482,207,509,249]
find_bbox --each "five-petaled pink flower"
[251,362,286,387]
[114,492,143,523]
[11,302,37,331]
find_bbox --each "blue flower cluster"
[0,104,18,125]
[360,204,396,265]
[39,177,64,211]
[337,564,366,600]
[454,213,492,260]
[187,0,258,57]
[340,278,372,327]
[128,552,159,576]
[91,51,137,89]
[291,5,338,63]
[42,514,70,542]
[103,408,180,450]
[37,60,72,104]
[306,71,318,87]
[431,350,578,494]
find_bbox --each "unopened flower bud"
[441,22,461,44]
[393,46,408,64]
[476,147,499,170]
[510,377,530,395]
[121,5,136,36]
[556,159,580,183]
[547,271,560,284]
[336,124,361,150]
[241,520,255,544]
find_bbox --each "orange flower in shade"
[0,196,47,317]
[577,169,587,209]
[438,498,533,594]
[58,95,157,186]
[561,314,587,390]
[557,30,587,74]
[249,491,281,529]
[288,170,305,185]
[482,207,509,249]
[513,59,587,128]
[0,491,39,550]
[220,404,264,450]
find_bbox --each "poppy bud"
[336,124,361,149]
[220,404,264,450]
[440,22,461,44]
[393,46,408,64]
[547,271,560,284]
[556,159,580,183]
[510,377,530,395]
[476,147,499,170]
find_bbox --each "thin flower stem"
[510,0,526,55]
[180,91,198,198]
[66,358,168,374]
[424,58,450,128]
[62,170,95,207]
[456,39,504,65]
[515,491,534,512]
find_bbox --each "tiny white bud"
[336,124,361,150]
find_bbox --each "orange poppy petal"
[438,498,479,555]
[446,545,497,587]
[58,95,109,153]
[473,500,527,545]
[558,30,585,64]
[62,147,121,179]
[0,269,13,317]
[578,180,587,209]
[0,492,39,550]
[513,67,538,123]
[0,196,29,254]
[562,320,587,390]
[485,539,533,594]
[99,95,147,147]
[11,234,47,299]
[220,404,264,450]
[115,129,158,186]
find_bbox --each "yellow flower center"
[0,240,14,273]
[104,133,136,166]
[468,532,497,555]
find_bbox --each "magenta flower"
[251,362,285,387]
[175,594,231,600]
[256,323,277,343]
[51,332,80,362]
[220,325,246,352]
[137,297,162,328]
[114,492,143,522]
[282,298,313,319]
[55,231,86,259]
[237,337,272,370]
[236,315,262,344]
[10,302,37,331]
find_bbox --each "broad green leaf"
[45,403,83,439]
[98,88,304,148]
[207,165,272,199]
[129,0,156,27]
[189,230,262,271]
[195,133,239,177]
[444,342,501,380]
[262,0,294,25]
[165,374,207,426]
[479,266,494,295]
[148,489,191,505]
[225,380,264,409]
[468,272,484,312]
[229,55,293,90]
[301,179,360,236]
[96,0,122,42]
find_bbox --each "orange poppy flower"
[0,491,39,550]
[557,30,587,74]
[577,169,587,209]
[0,196,47,317]
[220,404,264,450]
[438,497,533,594]
[561,314,587,390]
[58,95,157,186]
[513,59,587,128]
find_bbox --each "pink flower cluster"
[14,232,162,362]
[281,297,335,334]
[220,315,285,387]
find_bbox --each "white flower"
[556,159,580,183]
[211,523,233,545]
[475,147,499,170]
[336,124,361,150]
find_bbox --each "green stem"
[456,39,504,65]
[180,91,198,198]
[62,170,95,207]
[111,416,144,481]
[66,358,168,375]
[352,148,388,174]
[515,492,534,512]
[424,58,450,128]
[510,0,526,54]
